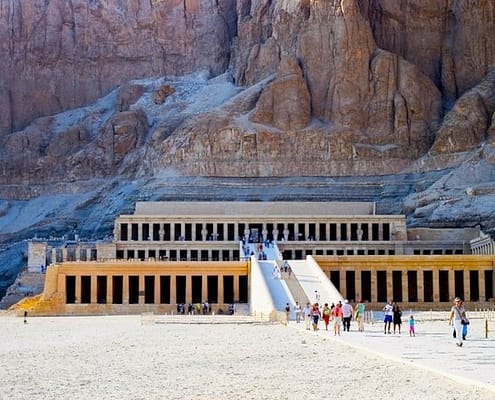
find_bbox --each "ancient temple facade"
[27,201,494,315]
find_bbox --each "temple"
[26,201,495,315]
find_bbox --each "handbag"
[461,317,470,325]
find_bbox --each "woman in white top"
[449,297,467,347]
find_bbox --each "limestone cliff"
[0,0,494,229]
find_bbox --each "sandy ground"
[1,314,494,400]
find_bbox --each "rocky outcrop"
[250,55,311,131]
[430,69,495,154]
[0,0,237,136]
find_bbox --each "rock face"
[0,0,237,135]
[0,0,494,227]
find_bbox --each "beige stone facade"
[25,201,495,315]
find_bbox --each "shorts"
[384,315,392,323]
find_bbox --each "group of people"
[293,299,366,334]
[292,296,469,347]
[382,300,417,337]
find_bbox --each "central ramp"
[287,257,343,306]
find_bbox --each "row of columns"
[116,221,392,242]
[51,246,96,263]
[471,237,495,255]
[120,248,238,261]
[339,269,488,303]
[69,274,240,305]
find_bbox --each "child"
[409,315,415,337]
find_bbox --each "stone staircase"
[282,270,310,306]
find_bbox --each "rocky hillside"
[1,1,495,298]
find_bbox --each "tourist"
[449,297,468,347]
[383,300,393,334]
[294,301,302,323]
[342,299,353,332]
[285,303,291,322]
[311,303,321,331]
[321,303,331,330]
[332,302,343,335]
[392,303,402,334]
[409,315,415,337]
[355,299,365,332]
[303,302,312,330]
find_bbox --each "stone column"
[368,224,373,241]
[90,275,97,304]
[305,223,310,240]
[448,270,455,300]
[139,275,145,305]
[379,223,384,241]
[159,224,164,241]
[325,223,330,242]
[171,223,176,241]
[357,223,363,241]
[234,275,240,302]
[336,223,341,241]
[479,270,486,301]
[186,276,192,304]
[170,275,176,304]
[234,224,239,241]
[75,245,81,261]
[203,224,209,241]
[62,248,68,262]
[202,275,208,303]
[417,269,424,302]
[115,223,121,241]
[138,223,143,241]
[464,270,471,302]
[127,224,132,242]
[218,275,224,305]
[123,275,129,305]
[386,269,393,301]
[154,275,160,305]
[401,270,408,302]
[340,269,346,299]
[371,271,378,303]
[355,270,362,301]
[106,276,113,305]
[192,224,197,241]
[75,275,81,304]
[272,227,279,242]
[283,224,289,241]
[51,248,57,264]
[433,269,440,302]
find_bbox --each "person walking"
[449,297,468,347]
[332,302,343,335]
[303,302,312,330]
[285,303,291,323]
[342,299,353,332]
[294,301,302,323]
[409,315,416,337]
[392,303,402,334]
[321,303,331,330]
[383,300,393,334]
[311,303,321,331]
[355,299,365,332]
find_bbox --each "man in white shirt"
[383,300,394,334]
[341,299,353,332]
[294,301,302,323]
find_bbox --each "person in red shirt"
[332,302,343,335]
